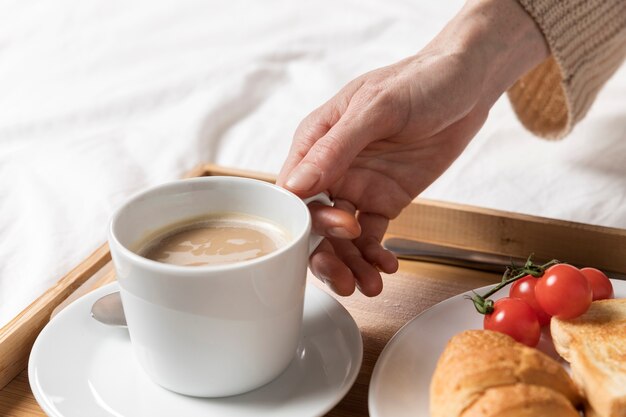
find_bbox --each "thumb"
[283,115,375,197]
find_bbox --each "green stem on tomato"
[468,255,560,315]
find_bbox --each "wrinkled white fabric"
[0,0,625,327]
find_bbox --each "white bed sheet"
[1,0,625,327]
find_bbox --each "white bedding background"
[1,0,625,328]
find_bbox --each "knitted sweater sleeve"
[508,0,626,139]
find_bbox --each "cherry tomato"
[483,297,540,347]
[509,275,552,326]
[535,264,592,319]
[580,267,614,300]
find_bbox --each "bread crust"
[460,383,579,417]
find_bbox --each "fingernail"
[321,276,340,294]
[285,163,321,192]
[328,227,355,239]
[319,271,335,283]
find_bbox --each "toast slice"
[430,330,581,417]
[551,298,626,417]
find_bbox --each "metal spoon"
[91,291,127,327]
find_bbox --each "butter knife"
[383,237,626,279]
[383,238,532,274]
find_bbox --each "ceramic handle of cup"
[302,193,333,255]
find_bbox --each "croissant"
[430,330,581,417]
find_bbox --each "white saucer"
[29,282,362,417]
[368,278,626,417]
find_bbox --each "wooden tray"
[1,164,625,416]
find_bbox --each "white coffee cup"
[108,176,330,397]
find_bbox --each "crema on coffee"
[137,213,290,266]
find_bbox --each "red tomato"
[535,264,592,319]
[483,297,540,347]
[580,267,614,300]
[509,275,552,326]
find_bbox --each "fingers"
[310,209,397,297]
[309,240,356,296]
[359,238,399,274]
[276,107,334,188]
[328,212,398,297]
[309,199,360,239]
[277,79,364,189]
[331,238,384,297]
[280,82,387,198]
[282,115,374,197]
[354,212,399,274]
[308,199,374,297]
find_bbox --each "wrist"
[435,0,550,108]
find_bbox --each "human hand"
[278,0,549,297]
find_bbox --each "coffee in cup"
[136,213,290,267]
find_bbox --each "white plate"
[368,278,626,417]
[29,282,362,417]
